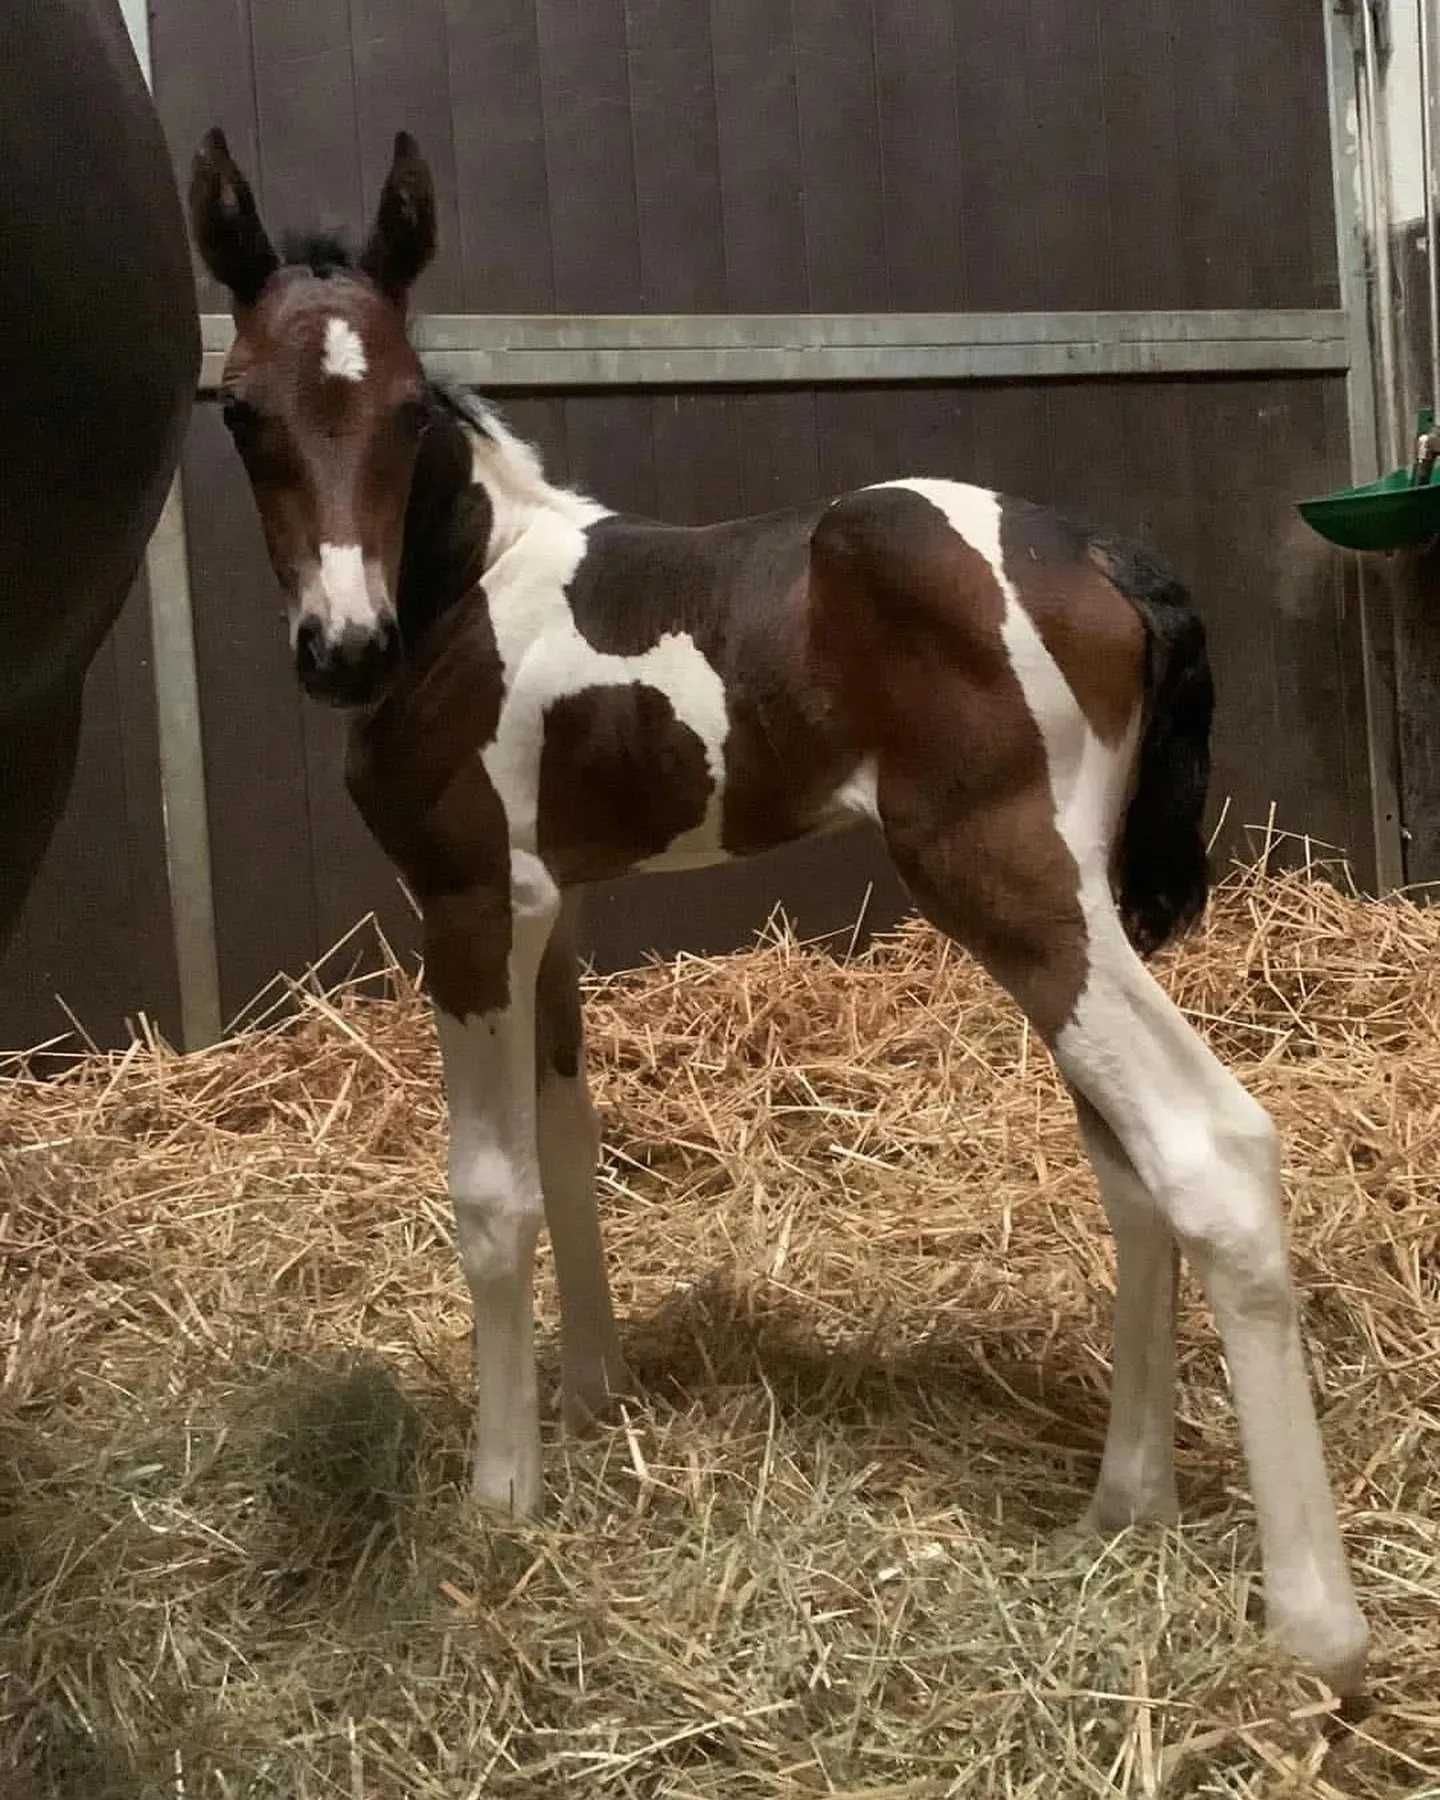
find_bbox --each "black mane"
[428,378,499,442]
[279,229,356,278]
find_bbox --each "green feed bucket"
[1297,409,1440,551]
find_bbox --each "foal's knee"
[451,1153,544,1290]
[1150,1093,1294,1320]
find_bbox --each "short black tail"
[1093,536,1214,957]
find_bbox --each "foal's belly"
[493,673,872,887]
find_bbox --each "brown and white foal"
[190,131,1367,1695]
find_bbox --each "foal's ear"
[360,133,437,303]
[189,128,279,308]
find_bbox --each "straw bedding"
[1,862,1438,1797]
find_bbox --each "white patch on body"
[874,476,1367,1694]
[297,541,389,642]
[322,316,367,382]
[870,479,1133,892]
[479,509,729,866]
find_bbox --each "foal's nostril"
[296,617,326,680]
[297,618,401,705]
[373,615,401,668]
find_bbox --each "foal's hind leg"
[1052,907,1367,1692]
[1072,1093,1180,1530]
[886,790,1366,1693]
[535,897,633,1427]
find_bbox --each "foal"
[190,130,1368,1695]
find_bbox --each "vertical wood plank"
[623,0,727,311]
[564,395,657,518]
[709,0,809,311]
[351,0,465,310]
[963,385,1055,499]
[180,407,317,1022]
[651,395,745,524]
[1096,7,1183,310]
[503,397,572,489]
[792,0,887,311]
[443,0,555,311]
[1027,0,1109,310]
[299,709,419,977]
[534,0,644,312]
[150,0,261,312]
[734,394,823,516]
[953,10,1040,309]
[872,0,963,310]
[248,0,363,238]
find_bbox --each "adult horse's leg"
[535,897,633,1427]
[429,853,559,1517]
[0,0,198,958]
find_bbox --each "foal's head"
[190,130,437,706]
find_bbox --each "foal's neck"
[462,398,607,565]
[394,409,491,650]
[396,390,606,651]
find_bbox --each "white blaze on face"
[296,542,389,642]
[322,315,367,382]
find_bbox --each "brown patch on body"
[807,487,1088,1038]
[346,595,512,1017]
[558,514,854,859]
[998,499,1145,747]
[420,883,512,1019]
[536,683,712,883]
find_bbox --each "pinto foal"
[190,130,1367,1695]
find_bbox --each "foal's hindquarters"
[417,480,1367,1701]
[807,480,1368,1695]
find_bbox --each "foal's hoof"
[1275,1604,1370,1705]
[1078,1483,1181,1536]
[470,1456,544,1521]
[561,1361,637,1434]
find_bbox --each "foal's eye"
[396,396,433,438]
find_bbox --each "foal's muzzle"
[296,617,402,707]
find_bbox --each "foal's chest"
[481,552,730,881]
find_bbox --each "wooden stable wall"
[0,1,1383,1049]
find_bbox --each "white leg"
[433,852,559,1518]
[1073,1092,1180,1530]
[1057,908,1368,1696]
[538,1067,633,1425]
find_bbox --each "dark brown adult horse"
[0,1,198,958]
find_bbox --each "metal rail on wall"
[197,308,1351,391]
[121,0,1403,1049]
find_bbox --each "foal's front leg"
[430,851,559,1517]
